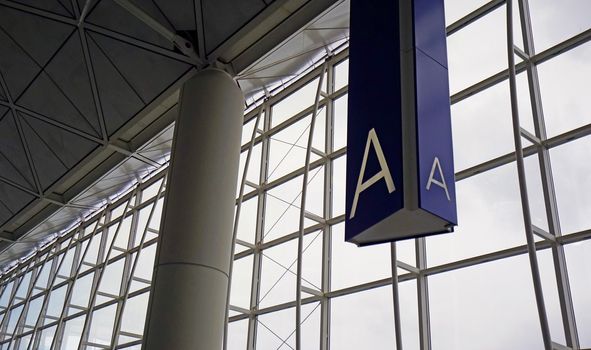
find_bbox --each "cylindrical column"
[143,69,244,350]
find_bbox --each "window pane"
[272,77,320,127]
[429,254,543,349]
[427,162,526,266]
[87,304,117,346]
[331,286,395,349]
[331,223,390,290]
[120,293,149,340]
[537,43,591,138]
[447,6,507,94]
[551,135,591,234]
[529,0,591,51]
[61,315,84,349]
[451,81,514,171]
[564,240,591,347]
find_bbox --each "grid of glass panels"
[0,174,165,349]
[1,0,590,348]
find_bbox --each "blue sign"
[345,0,457,245]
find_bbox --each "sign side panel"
[345,0,405,241]
[413,0,457,225]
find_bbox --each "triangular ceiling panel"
[10,0,74,17]
[89,32,191,103]
[21,113,99,170]
[17,71,100,137]
[86,35,144,136]
[0,26,42,100]
[0,181,36,225]
[44,33,102,136]
[0,86,6,101]
[152,0,195,31]
[86,0,174,48]
[0,6,74,67]
[0,111,36,191]
[19,114,68,190]
[202,0,266,54]
[0,199,11,227]
[18,112,98,190]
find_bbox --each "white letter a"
[350,128,395,219]
[426,157,451,201]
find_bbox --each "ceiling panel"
[86,33,145,136]
[17,70,99,136]
[10,0,74,17]
[19,111,99,189]
[44,33,102,136]
[0,5,74,68]
[22,113,99,169]
[0,111,36,191]
[0,0,343,269]
[89,31,191,105]
[0,181,36,226]
[202,0,266,53]
[152,0,195,31]
[86,0,174,48]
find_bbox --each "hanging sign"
[345,0,457,245]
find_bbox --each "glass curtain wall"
[0,0,590,349]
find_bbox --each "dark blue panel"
[345,0,404,242]
[415,48,457,224]
[413,0,448,68]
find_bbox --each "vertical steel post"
[517,0,580,347]
[247,100,271,350]
[391,243,403,350]
[223,103,264,350]
[416,238,431,350]
[296,63,327,350]
[506,1,552,348]
[320,59,335,350]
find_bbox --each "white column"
[143,68,244,350]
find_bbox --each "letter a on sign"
[350,128,395,219]
[426,157,450,201]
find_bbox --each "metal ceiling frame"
[0,0,343,260]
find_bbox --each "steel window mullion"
[110,175,167,348]
[506,2,552,348]
[16,229,81,348]
[224,103,265,350]
[26,230,80,350]
[391,243,403,350]
[27,246,59,350]
[109,192,141,347]
[0,252,44,346]
[4,254,43,346]
[247,99,272,350]
[517,0,580,347]
[0,258,30,339]
[76,188,139,350]
[296,64,326,350]
[0,269,26,337]
[55,230,85,348]
[320,57,335,350]
[416,238,431,350]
